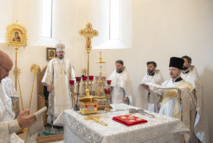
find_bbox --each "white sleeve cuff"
[9,119,21,134]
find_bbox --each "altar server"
[181,55,209,143]
[108,60,133,105]
[136,61,164,112]
[143,57,196,142]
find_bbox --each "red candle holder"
[76,77,81,82]
[107,80,112,86]
[89,76,94,81]
[104,88,110,94]
[69,80,75,85]
[82,76,87,81]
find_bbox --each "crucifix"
[79,22,98,91]
[79,22,98,54]
[84,115,108,126]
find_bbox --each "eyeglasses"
[0,64,10,73]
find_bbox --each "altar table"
[54,104,189,143]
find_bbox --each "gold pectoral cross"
[60,69,66,75]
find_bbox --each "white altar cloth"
[54,104,189,143]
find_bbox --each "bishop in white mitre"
[108,60,133,105]
[143,57,197,142]
[42,43,76,124]
[136,61,164,112]
[181,55,209,143]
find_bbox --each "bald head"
[0,50,13,82]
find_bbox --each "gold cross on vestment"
[79,22,99,53]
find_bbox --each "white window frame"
[109,0,120,40]
[41,0,53,38]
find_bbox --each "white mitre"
[56,42,65,52]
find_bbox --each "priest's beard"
[182,66,188,70]
[116,69,122,73]
[147,69,154,75]
[116,66,125,73]
[58,55,64,60]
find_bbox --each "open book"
[25,107,47,143]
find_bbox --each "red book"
[112,114,147,126]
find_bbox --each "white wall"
[0,0,213,142]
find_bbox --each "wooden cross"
[79,22,99,53]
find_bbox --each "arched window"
[109,0,120,40]
[41,0,53,38]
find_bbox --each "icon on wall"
[47,48,56,60]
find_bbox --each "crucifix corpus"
[79,22,98,92]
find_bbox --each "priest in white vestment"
[0,50,37,143]
[42,43,76,124]
[181,55,209,143]
[143,57,197,142]
[108,60,133,105]
[136,61,164,112]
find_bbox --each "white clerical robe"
[108,67,133,105]
[181,66,209,143]
[0,78,23,143]
[0,77,46,143]
[136,70,164,112]
[148,79,196,142]
[42,58,75,123]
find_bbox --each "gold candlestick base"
[104,93,111,112]
[104,106,110,112]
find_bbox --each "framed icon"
[6,21,27,48]
[47,48,56,60]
